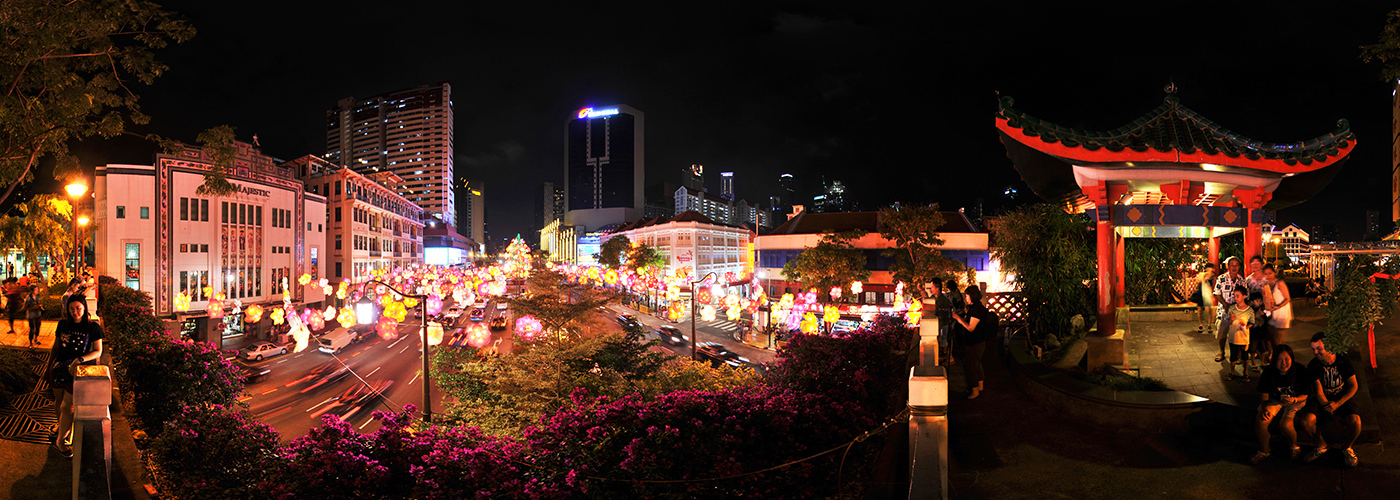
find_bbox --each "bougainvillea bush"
[769,314,914,417]
[147,405,281,500]
[522,386,876,499]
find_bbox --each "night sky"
[32,2,1400,242]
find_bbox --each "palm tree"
[0,195,76,282]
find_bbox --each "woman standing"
[1262,265,1292,359]
[1251,345,1309,464]
[47,295,103,458]
[24,286,43,347]
[950,285,996,400]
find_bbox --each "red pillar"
[1096,218,1116,336]
[1114,232,1127,308]
[1233,187,1272,267]
[1208,236,1220,265]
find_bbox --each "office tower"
[564,104,645,231]
[683,164,705,192]
[720,172,734,201]
[456,179,484,244]
[325,83,455,228]
[535,181,564,233]
[778,173,796,209]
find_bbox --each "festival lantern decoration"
[336,281,350,300]
[905,299,923,325]
[320,278,333,295]
[207,302,224,319]
[202,286,213,298]
[337,307,355,327]
[515,315,543,340]
[860,305,879,322]
[800,312,819,333]
[404,296,419,308]
[830,286,843,301]
[323,306,337,322]
[466,324,491,347]
[427,322,444,346]
[298,273,312,286]
[385,301,408,322]
[308,313,326,332]
[666,286,680,302]
[700,304,717,321]
[851,281,863,295]
[696,287,712,305]
[215,292,226,302]
[244,304,264,324]
[823,305,840,324]
[271,307,286,325]
[426,295,444,316]
[174,292,191,311]
[377,316,398,340]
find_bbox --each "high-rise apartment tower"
[564,104,644,231]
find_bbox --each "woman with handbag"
[47,294,103,458]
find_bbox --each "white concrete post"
[918,298,940,366]
[71,365,112,500]
[908,365,948,499]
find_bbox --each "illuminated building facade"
[606,211,756,294]
[564,105,645,232]
[288,155,425,284]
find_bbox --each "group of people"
[1195,257,1359,467]
[2,273,46,346]
[931,279,999,400]
[1197,256,1293,382]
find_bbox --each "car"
[443,306,463,319]
[496,301,508,310]
[237,364,271,383]
[656,325,688,346]
[489,316,507,331]
[615,313,640,329]
[469,308,486,321]
[695,342,750,369]
[238,341,288,361]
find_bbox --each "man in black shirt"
[1299,332,1361,467]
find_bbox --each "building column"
[1114,232,1126,308]
[1208,235,1220,266]
[1233,187,1272,267]
[1096,215,1116,336]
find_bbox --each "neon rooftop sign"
[577,107,619,119]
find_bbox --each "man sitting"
[1299,332,1361,467]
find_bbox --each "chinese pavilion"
[996,88,1355,366]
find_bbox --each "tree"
[505,267,618,338]
[781,230,870,301]
[0,194,74,277]
[626,243,666,275]
[1361,9,1400,82]
[597,234,630,269]
[1124,238,1194,305]
[878,203,963,298]
[0,0,195,206]
[990,204,1096,339]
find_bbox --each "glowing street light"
[66,180,88,280]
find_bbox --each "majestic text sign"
[233,183,271,197]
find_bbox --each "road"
[234,296,776,441]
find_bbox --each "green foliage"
[597,234,630,269]
[1323,255,1398,354]
[190,125,238,196]
[626,243,667,275]
[506,268,618,338]
[990,204,1096,339]
[1361,9,1400,82]
[147,405,281,500]
[781,230,871,302]
[878,203,963,298]
[1082,373,1171,392]
[0,348,39,405]
[1124,238,1194,304]
[0,0,194,206]
[0,195,75,281]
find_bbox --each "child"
[1247,290,1270,370]
[1227,288,1255,381]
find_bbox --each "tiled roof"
[608,211,749,234]
[997,94,1354,168]
[766,210,980,236]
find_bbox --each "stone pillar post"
[918,298,940,366]
[908,365,948,499]
[71,365,112,500]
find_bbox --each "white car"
[496,301,508,310]
[443,306,463,319]
[239,341,288,361]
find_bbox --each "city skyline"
[15,2,1399,242]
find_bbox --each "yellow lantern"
[338,307,355,327]
[298,273,312,286]
[427,321,444,346]
[271,307,286,325]
[174,292,191,311]
[700,305,717,321]
[823,305,840,323]
[244,304,264,324]
[800,312,818,333]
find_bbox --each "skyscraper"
[683,164,705,192]
[564,105,644,231]
[720,171,734,201]
[778,173,796,209]
[456,178,485,244]
[535,181,564,235]
[325,83,455,229]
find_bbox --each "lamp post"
[357,279,433,424]
[690,272,716,361]
[65,180,87,281]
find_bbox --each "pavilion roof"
[996,93,1356,211]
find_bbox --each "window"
[318,224,323,232]
[239,204,247,225]
[116,206,126,219]
[180,244,188,253]
[201,199,209,221]
[201,244,208,253]
[140,206,149,218]
[124,243,140,290]
[335,181,341,195]
[257,206,263,227]
[180,198,189,220]
[336,262,342,278]
[335,207,342,222]
[335,235,342,250]
[222,202,228,223]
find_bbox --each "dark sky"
[45,1,1400,242]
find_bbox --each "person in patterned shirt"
[1213,257,1247,363]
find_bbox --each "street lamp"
[690,272,716,361]
[66,180,87,281]
[357,279,433,424]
